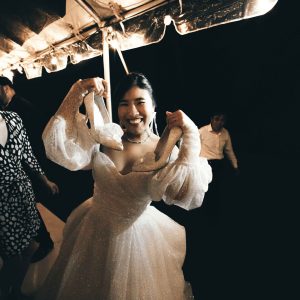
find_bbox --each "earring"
[149,112,159,137]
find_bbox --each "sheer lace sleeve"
[42,84,97,171]
[149,122,212,210]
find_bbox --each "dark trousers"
[201,159,225,216]
[183,159,227,299]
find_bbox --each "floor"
[24,204,64,296]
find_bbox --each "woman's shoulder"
[1,110,23,122]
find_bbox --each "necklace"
[125,131,151,144]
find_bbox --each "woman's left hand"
[166,110,194,132]
[45,179,59,195]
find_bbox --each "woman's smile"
[128,117,143,125]
[118,86,155,137]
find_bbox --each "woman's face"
[118,86,155,137]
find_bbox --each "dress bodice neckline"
[97,151,153,177]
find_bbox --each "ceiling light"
[42,49,68,73]
[69,41,102,64]
[22,62,42,79]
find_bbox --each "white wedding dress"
[37,91,212,300]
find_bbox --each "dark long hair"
[113,72,156,108]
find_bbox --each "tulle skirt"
[36,198,193,300]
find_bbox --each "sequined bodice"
[91,152,153,226]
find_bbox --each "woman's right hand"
[74,77,108,99]
[56,77,108,120]
[68,77,108,106]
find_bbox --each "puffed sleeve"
[42,114,97,171]
[149,121,212,210]
[42,84,98,171]
[19,115,45,176]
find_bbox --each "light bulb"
[164,15,172,26]
[50,56,58,65]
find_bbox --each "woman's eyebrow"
[120,97,145,102]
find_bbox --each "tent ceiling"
[0,0,278,80]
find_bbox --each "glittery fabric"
[38,98,212,299]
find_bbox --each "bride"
[37,72,212,300]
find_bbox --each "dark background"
[12,1,299,299]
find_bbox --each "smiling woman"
[114,73,156,142]
[37,72,212,299]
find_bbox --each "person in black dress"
[0,76,56,263]
[0,111,58,299]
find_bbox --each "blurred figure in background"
[199,111,239,216]
[0,110,58,300]
[0,76,56,263]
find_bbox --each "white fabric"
[39,111,212,299]
[0,114,8,147]
[42,88,124,171]
[150,125,212,210]
[83,93,124,150]
[42,114,97,170]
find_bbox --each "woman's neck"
[124,130,151,144]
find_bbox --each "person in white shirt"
[199,112,239,171]
[199,111,239,216]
